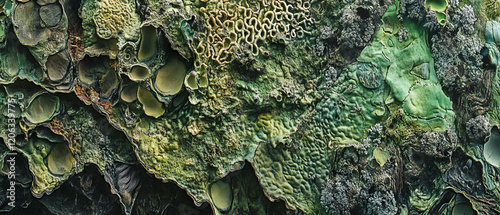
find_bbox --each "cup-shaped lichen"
[198,64,209,88]
[209,180,233,212]
[24,93,60,124]
[138,26,157,61]
[47,143,75,175]
[121,84,138,103]
[184,72,198,90]
[198,74,208,88]
[154,54,186,96]
[484,127,500,168]
[436,12,446,25]
[78,56,109,85]
[3,53,20,77]
[129,65,150,81]
[425,0,447,12]
[137,86,165,118]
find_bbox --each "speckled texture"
[2,0,500,214]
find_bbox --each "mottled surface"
[1,0,500,214]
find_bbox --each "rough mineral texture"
[1,0,500,214]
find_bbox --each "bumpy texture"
[93,0,140,40]
[3,0,500,214]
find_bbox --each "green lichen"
[23,93,60,124]
[47,143,75,175]
[358,5,454,131]
[153,54,186,96]
[209,180,232,212]
[138,26,157,61]
[137,86,165,118]
[426,0,448,12]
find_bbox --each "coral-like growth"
[432,32,484,92]
[466,115,490,143]
[93,0,140,40]
[192,0,314,68]
[339,0,386,58]
[418,129,457,158]
[452,5,477,35]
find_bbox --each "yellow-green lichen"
[129,65,150,81]
[154,54,186,96]
[23,93,60,124]
[373,148,390,167]
[209,180,233,212]
[185,72,199,90]
[138,25,157,61]
[93,0,140,40]
[47,143,75,175]
[137,86,165,118]
[121,84,138,103]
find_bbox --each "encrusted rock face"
[3,0,500,214]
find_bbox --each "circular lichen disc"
[47,143,75,175]
[130,65,150,81]
[154,55,186,96]
[138,26,157,61]
[121,84,138,103]
[484,127,500,168]
[25,94,59,124]
[137,86,165,118]
[209,180,232,211]
[78,60,95,85]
